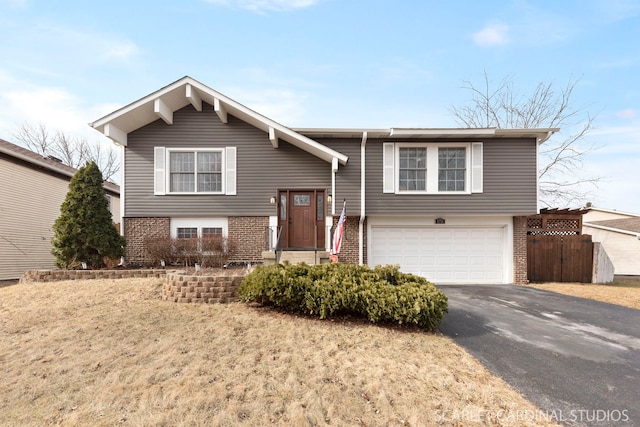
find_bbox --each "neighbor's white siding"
[583,226,640,276]
[0,158,71,279]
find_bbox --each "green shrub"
[239,263,448,331]
[51,162,125,269]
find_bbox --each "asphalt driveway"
[439,285,640,427]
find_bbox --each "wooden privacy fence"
[527,208,593,283]
[527,234,594,283]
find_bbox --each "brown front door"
[279,190,326,249]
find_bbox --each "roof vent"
[44,155,63,163]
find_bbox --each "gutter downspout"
[359,132,367,265]
[331,157,338,215]
[119,144,125,236]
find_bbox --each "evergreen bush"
[239,263,448,331]
[51,162,125,268]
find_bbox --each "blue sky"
[1,0,639,212]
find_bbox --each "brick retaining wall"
[163,271,245,303]
[19,269,246,304]
[20,269,167,284]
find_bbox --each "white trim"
[214,97,228,124]
[119,144,125,230]
[331,163,336,215]
[585,207,640,218]
[170,218,228,238]
[154,146,166,195]
[164,148,225,195]
[584,223,640,238]
[104,123,127,146]
[367,215,513,284]
[394,142,472,195]
[90,76,348,165]
[154,98,173,125]
[471,142,483,193]
[186,84,202,112]
[359,132,367,265]
[383,142,395,193]
[225,146,237,195]
[325,216,332,250]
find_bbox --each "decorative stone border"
[19,269,167,284]
[163,271,245,303]
[19,269,247,304]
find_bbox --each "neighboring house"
[90,76,557,284]
[583,207,640,275]
[0,139,120,280]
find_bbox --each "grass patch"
[527,276,640,310]
[0,278,558,426]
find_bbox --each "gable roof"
[90,76,349,166]
[0,138,120,195]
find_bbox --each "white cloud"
[0,71,113,144]
[615,108,636,119]
[203,0,320,12]
[472,23,509,47]
[102,40,139,60]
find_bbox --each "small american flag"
[331,200,346,255]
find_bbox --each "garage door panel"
[370,225,505,284]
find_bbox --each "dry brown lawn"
[0,278,559,426]
[528,276,640,310]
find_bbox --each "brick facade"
[124,217,171,264]
[513,216,528,284]
[228,216,269,262]
[331,216,361,264]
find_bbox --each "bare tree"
[13,122,119,181]
[449,72,601,208]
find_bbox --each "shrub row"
[144,236,238,268]
[238,263,448,331]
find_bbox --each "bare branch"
[450,74,600,208]
[11,122,120,182]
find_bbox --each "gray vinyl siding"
[316,138,361,214]
[365,138,538,215]
[125,103,341,217]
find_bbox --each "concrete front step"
[262,250,330,266]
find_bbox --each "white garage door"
[369,226,505,284]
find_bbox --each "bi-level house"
[91,76,556,284]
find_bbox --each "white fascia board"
[91,76,196,130]
[390,128,496,137]
[584,222,640,238]
[585,207,640,218]
[495,128,560,143]
[182,79,348,165]
[91,76,348,165]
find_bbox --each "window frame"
[166,148,225,195]
[171,219,228,239]
[394,142,472,195]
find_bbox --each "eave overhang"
[295,127,560,144]
[90,76,348,166]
